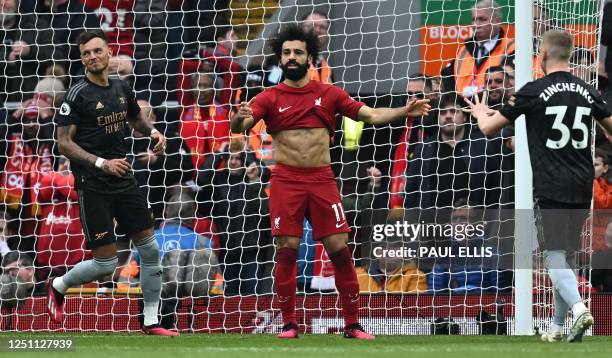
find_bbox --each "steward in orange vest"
[441,30,515,98]
[308,56,333,84]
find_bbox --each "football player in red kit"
[231,25,430,340]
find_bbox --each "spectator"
[357,240,427,293]
[131,99,195,222]
[0,252,45,309]
[441,0,515,98]
[36,0,101,79]
[591,219,612,292]
[0,96,56,255]
[485,66,514,108]
[404,93,501,211]
[34,77,66,108]
[131,192,221,328]
[10,93,55,122]
[502,60,515,89]
[204,23,242,107]
[177,23,243,108]
[428,198,501,293]
[195,149,271,295]
[213,23,239,56]
[180,71,231,169]
[406,74,432,100]
[0,0,58,103]
[35,157,92,281]
[484,66,516,208]
[594,149,612,209]
[302,10,333,83]
[0,210,15,258]
[389,75,436,209]
[133,0,168,105]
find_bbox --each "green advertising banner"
[421,0,513,25]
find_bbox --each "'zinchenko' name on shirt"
[539,82,594,104]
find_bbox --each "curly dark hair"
[270,24,320,64]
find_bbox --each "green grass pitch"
[2,334,612,358]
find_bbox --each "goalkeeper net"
[531,0,602,337]
[0,0,608,335]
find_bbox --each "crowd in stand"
[1,0,612,311]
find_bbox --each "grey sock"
[135,235,162,326]
[552,287,569,326]
[544,250,583,308]
[61,256,118,289]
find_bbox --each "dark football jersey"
[499,71,611,203]
[57,77,141,192]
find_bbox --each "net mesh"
[531,0,602,337]
[0,0,607,335]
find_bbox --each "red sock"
[328,246,360,327]
[275,247,298,326]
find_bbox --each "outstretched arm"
[357,98,430,125]
[465,92,510,136]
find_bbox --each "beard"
[281,61,309,81]
[87,61,108,75]
[88,66,106,75]
[488,92,503,106]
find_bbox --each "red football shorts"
[269,163,350,240]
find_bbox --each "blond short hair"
[542,29,574,61]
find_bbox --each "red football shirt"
[80,0,135,57]
[251,80,365,133]
[180,103,231,169]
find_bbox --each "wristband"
[150,128,159,136]
[95,157,105,168]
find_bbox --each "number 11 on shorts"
[331,202,346,223]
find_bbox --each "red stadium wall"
[2,294,611,335]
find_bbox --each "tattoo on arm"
[57,125,98,167]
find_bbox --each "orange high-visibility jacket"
[452,36,515,96]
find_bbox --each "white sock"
[52,276,68,294]
[549,322,563,334]
[571,301,587,318]
[143,302,159,326]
